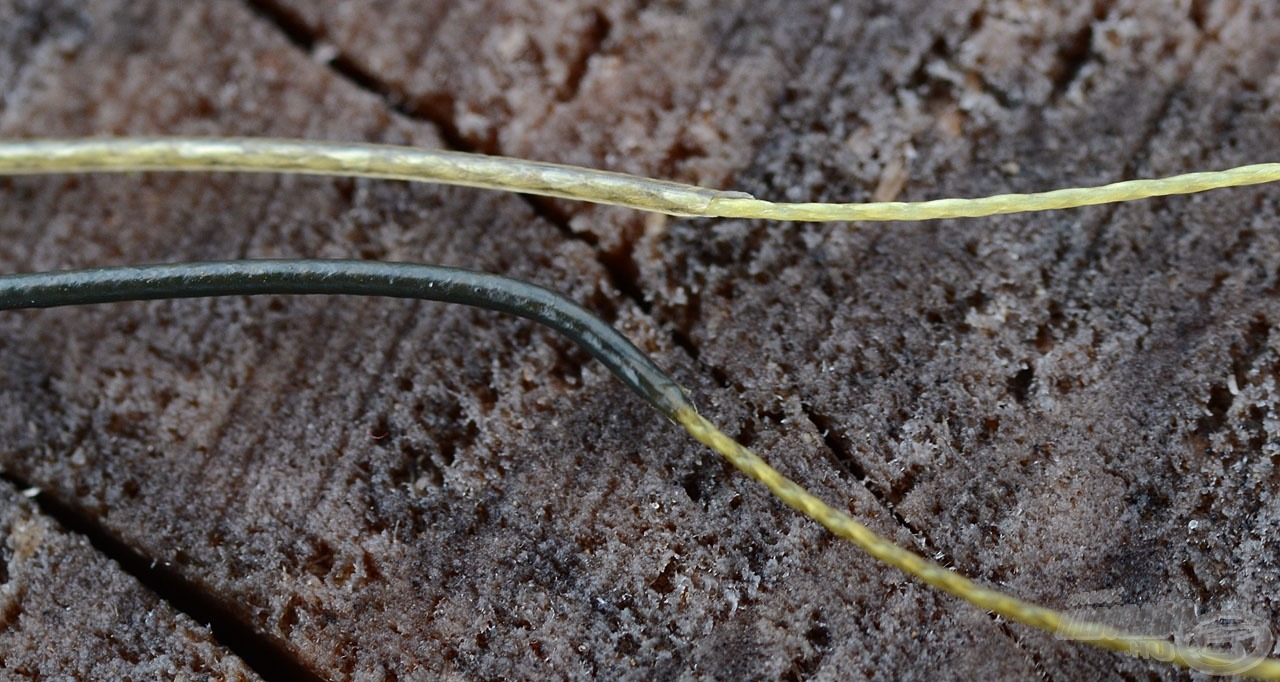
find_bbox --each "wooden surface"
[1,0,1279,679]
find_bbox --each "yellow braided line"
[674,407,1280,678]
[705,164,1280,221]
[0,139,1275,221]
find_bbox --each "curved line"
[0,259,692,418]
[5,258,1274,677]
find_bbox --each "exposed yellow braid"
[673,407,1280,678]
[705,163,1280,221]
[0,138,1275,221]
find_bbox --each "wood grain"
[1,0,1278,678]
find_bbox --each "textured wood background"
[2,0,1279,679]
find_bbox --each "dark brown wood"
[0,484,260,679]
[2,0,1279,678]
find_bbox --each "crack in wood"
[0,472,320,681]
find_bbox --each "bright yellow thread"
[3,136,1279,676]
[705,163,1280,221]
[673,408,1280,678]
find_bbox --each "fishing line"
[0,137,1276,220]
[3,137,1279,676]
